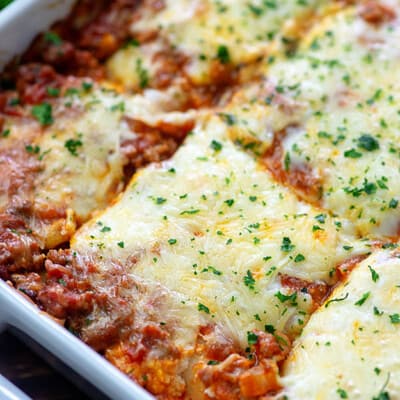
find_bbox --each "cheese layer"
[282,249,400,399]
[72,111,366,349]
[265,6,400,237]
[107,0,329,88]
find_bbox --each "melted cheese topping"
[282,249,400,399]
[6,85,193,247]
[71,110,366,349]
[107,0,329,87]
[262,6,400,237]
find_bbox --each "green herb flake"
[325,292,349,308]
[25,145,40,154]
[275,291,297,304]
[64,138,83,156]
[389,198,398,209]
[110,102,125,112]
[294,254,305,263]
[219,113,236,126]
[44,31,62,45]
[344,148,362,158]
[82,81,93,91]
[216,45,230,64]
[135,58,149,88]
[368,265,380,282]
[155,197,167,205]
[224,199,234,207]
[315,214,326,224]
[180,209,200,215]
[1,129,10,138]
[265,324,275,334]
[337,388,348,399]
[31,103,53,125]
[198,303,210,314]
[284,152,291,171]
[210,140,223,152]
[357,134,379,151]
[354,291,370,306]
[243,270,256,290]
[247,331,258,345]
[46,87,60,97]
[389,313,400,324]
[281,236,295,252]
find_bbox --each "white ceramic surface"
[0,0,75,69]
[0,1,155,399]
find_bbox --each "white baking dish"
[0,1,154,399]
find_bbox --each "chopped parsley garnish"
[110,102,125,112]
[389,313,400,324]
[180,209,200,215]
[46,87,60,97]
[265,324,275,334]
[210,140,223,152]
[216,45,230,64]
[389,199,398,209]
[123,38,140,48]
[315,214,326,224]
[224,199,234,207]
[117,241,125,248]
[354,291,370,306]
[294,254,305,263]
[243,270,256,290]
[284,152,291,171]
[247,331,258,345]
[100,226,111,233]
[31,103,53,125]
[64,138,83,156]
[357,134,379,151]
[81,81,93,91]
[344,148,362,158]
[25,144,40,154]
[202,266,222,275]
[154,197,167,205]
[198,303,210,314]
[58,278,67,287]
[1,129,10,138]
[374,306,384,316]
[275,291,297,305]
[219,113,236,126]
[168,238,177,245]
[281,236,295,252]
[336,388,348,399]
[135,58,149,88]
[368,265,380,282]
[44,31,62,45]
[247,3,264,16]
[344,179,378,197]
[325,292,349,308]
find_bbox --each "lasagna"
[2,0,400,399]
